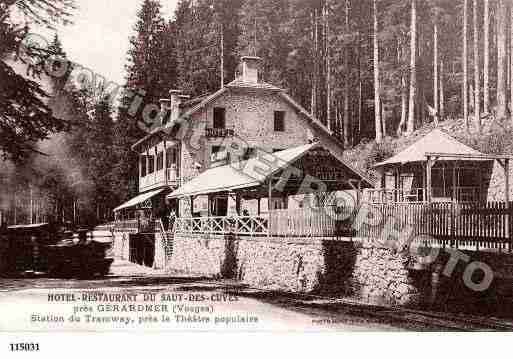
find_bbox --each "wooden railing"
[174,206,354,238]
[140,167,180,192]
[365,186,481,203]
[269,207,353,237]
[355,202,513,251]
[174,215,268,236]
[114,219,156,233]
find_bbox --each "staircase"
[153,219,174,269]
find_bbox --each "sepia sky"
[36,0,179,85]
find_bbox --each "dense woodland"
[118,0,513,159]
[3,0,513,225]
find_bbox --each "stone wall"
[166,234,424,306]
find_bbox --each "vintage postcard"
[2,0,513,346]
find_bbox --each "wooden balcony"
[139,167,180,192]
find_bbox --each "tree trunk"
[397,74,408,135]
[434,19,439,126]
[463,0,469,128]
[311,11,318,118]
[343,0,350,147]
[325,0,331,131]
[357,30,362,142]
[497,0,509,119]
[440,59,445,119]
[373,0,382,142]
[406,0,416,135]
[397,39,407,135]
[510,2,513,118]
[474,0,481,131]
[484,0,490,115]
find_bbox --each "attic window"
[274,111,285,132]
[213,107,226,129]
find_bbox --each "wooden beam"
[425,152,509,160]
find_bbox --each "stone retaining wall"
[167,234,424,306]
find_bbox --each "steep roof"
[374,129,484,168]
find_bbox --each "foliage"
[0,0,75,162]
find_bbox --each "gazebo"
[368,129,511,204]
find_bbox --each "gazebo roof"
[374,129,485,168]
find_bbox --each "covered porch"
[367,130,510,204]
[113,188,170,233]
[168,143,373,237]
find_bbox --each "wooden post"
[235,193,241,216]
[505,158,510,203]
[422,163,426,202]
[268,180,272,211]
[357,180,362,206]
[163,139,167,184]
[504,158,511,251]
[394,169,399,202]
[29,185,33,225]
[426,156,432,203]
[257,198,261,215]
[452,163,457,202]
[268,180,272,238]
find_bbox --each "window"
[211,145,228,162]
[166,147,177,168]
[140,155,147,177]
[148,155,155,174]
[244,147,256,160]
[161,110,171,126]
[274,111,285,132]
[213,107,226,129]
[156,151,164,171]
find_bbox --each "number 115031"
[9,343,40,352]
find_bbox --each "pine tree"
[406,0,417,135]
[497,0,508,120]
[373,0,383,142]
[113,0,174,200]
[0,1,75,162]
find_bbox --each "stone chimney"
[167,89,189,126]
[240,56,261,83]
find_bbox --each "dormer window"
[213,107,226,129]
[274,111,285,132]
